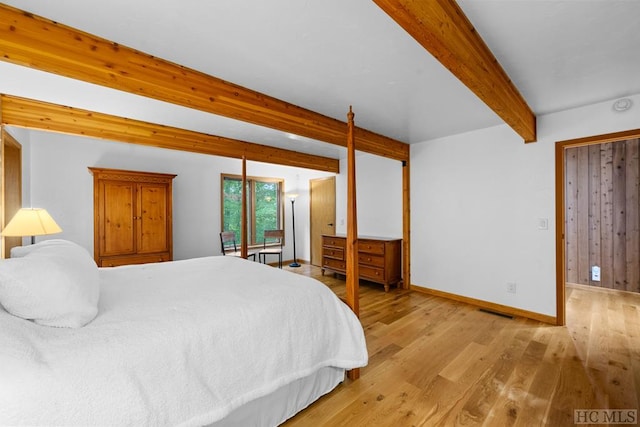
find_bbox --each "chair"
[258,229,284,268]
[219,231,256,261]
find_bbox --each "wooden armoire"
[89,167,176,267]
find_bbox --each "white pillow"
[9,242,41,258]
[0,239,99,328]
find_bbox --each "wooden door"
[100,180,136,256]
[137,183,171,254]
[1,130,22,259]
[310,176,336,266]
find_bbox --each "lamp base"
[289,262,301,268]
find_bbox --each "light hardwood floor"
[282,264,640,426]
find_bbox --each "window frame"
[220,173,285,248]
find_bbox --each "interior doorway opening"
[1,128,23,259]
[556,129,640,325]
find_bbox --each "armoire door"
[100,180,136,257]
[137,183,171,254]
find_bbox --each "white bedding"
[0,256,367,426]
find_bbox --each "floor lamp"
[289,194,300,267]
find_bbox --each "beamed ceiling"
[1,0,639,163]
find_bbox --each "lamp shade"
[1,208,62,237]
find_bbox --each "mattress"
[208,366,344,426]
[0,255,367,426]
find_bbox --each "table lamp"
[1,208,62,244]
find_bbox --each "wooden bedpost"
[345,106,360,317]
[346,106,360,381]
[402,157,411,290]
[241,155,249,259]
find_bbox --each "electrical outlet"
[507,282,517,293]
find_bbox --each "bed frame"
[238,107,362,380]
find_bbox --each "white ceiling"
[1,0,639,159]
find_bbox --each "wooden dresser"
[89,167,176,267]
[321,234,402,291]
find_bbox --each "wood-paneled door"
[1,129,22,259]
[100,180,136,257]
[310,176,336,266]
[137,183,171,255]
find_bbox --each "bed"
[0,239,368,426]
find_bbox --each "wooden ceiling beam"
[0,4,409,161]
[0,95,340,173]
[373,0,537,143]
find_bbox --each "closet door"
[100,180,136,257]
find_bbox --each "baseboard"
[567,282,640,296]
[410,285,557,325]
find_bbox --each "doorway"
[556,129,640,325]
[1,128,23,258]
[309,176,336,266]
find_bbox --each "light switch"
[537,218,548,230]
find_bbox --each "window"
[221,174,284,246]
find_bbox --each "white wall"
[411,94,640,317]
[26,130,333,261]
[336,152,403,238]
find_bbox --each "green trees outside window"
[221,174,283,246]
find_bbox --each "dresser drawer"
[99,253,171,267]
[321,235,401,292]
[323,258,346,272]
[359,265,385,283]
[323,247,344,260]
[358,253,385,268]
[359,240,385,255]
[322,236,346,248]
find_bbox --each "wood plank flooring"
[282,265,640,426]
